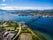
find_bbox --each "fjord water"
[0,11,53,40]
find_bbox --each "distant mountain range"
[0,9,53,13]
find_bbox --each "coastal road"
[12,24,21,40]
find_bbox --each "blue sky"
[0,0,53,10]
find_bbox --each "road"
[12,24,21,40]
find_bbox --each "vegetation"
[0,27,2,31]
[32,35,39,40]
[0,21,19,30]
[0,21,44,40]
[21,28,30,33]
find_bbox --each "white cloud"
[0,4,7,6]
[0,6,36,10]
[0,6,53,10]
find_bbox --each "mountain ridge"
[0,9,53,13]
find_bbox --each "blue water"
[27,17,53,35]
[0,12,53,40]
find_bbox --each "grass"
[21,28,30,33]
[32,35,39,40]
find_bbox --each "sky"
[0,0,53,10]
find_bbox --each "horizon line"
[0,6,53,10]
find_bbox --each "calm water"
[0,12,53,40]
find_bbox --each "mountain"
[0,9,53,13]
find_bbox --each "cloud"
[0,6,53,10]
[0,6,36,10]
[0,4,7,6]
